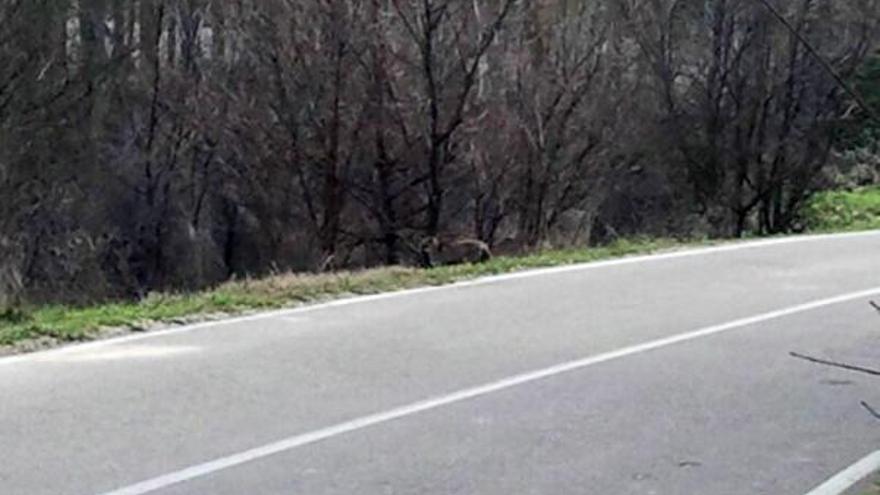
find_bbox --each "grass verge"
[0,237,696,350]
[846,471,880,495]
[7,179,880,354]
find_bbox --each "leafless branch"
[861,401,880,421]
[790,352,880,377]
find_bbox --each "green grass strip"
[0,237,694,347]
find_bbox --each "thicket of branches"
[1,0,878,305]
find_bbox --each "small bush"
[0,307,31,324]
[802,187,880,232]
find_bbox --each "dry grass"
[0,237,694,350]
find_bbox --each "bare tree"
[0,0,877,304]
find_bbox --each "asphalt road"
[3,232,880,495]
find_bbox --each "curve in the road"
[99,286,880,495]
[3,230,878,368]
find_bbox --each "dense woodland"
[1,0,879,305]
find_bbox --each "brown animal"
[419,237,492,268]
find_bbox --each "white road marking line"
[805,450,880,495]
[40,345,201,363]
[97,286,880,495]
[2,230,879,368]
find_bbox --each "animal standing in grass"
[419,237,492,268]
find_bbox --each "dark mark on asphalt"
[821,378,856,386]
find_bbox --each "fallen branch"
[791,302,880,422]
[861,401,880,421]
[790,352,880,377]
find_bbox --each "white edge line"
[98,286,880,495]
[1,230,877,367]
[805,450,880,495]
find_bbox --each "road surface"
[3,232,880,495]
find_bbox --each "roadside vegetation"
[0,238,693,349]
[802,187,880,232]
[856,477,880,495]
[6,181,880,351]
[1,2,878,353]
[3,3,878,308]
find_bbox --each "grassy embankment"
[0,238,693,348]
[1,185,877,350]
